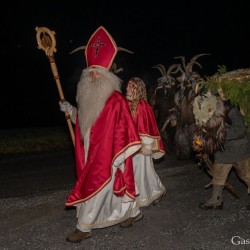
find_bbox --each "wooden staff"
[35,26,75,146]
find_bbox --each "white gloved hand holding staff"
[59,101,77,124]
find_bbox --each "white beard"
[76,67,122,137]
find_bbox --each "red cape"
[134,100,165,154]
[66,91,141,206]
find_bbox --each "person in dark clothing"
[199,100,250,210]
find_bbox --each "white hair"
[76,67,122,137]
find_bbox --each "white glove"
[142,143,153,156]
[140,136,154,156]
[59,101,74,117]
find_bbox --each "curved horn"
[186,53,210,73]
[118,47,134,54]
[166,64,181,76]
[111,63,123,73]
[174,56,186,69]
[195,82,201,94]
[162,110,177,131]
[162,118,171,132]
[69,45,86,55]
[152,64,167,76]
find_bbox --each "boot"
[66,229,91,243]
[119,211,143,228]
[199,185,224,210]
[152,190,167,206]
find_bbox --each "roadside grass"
[0,126,73,156]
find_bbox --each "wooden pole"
[35,26,75,146]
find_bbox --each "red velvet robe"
[133,100,165,155]
[65,91,141,206]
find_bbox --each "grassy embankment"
[0,127,73,156]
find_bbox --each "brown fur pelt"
[193,94,226,155]
[172,87,196,159]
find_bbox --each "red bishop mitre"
[85,26,118,70]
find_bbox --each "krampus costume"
[192,93,250,210]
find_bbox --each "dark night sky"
[1,2,249,129]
